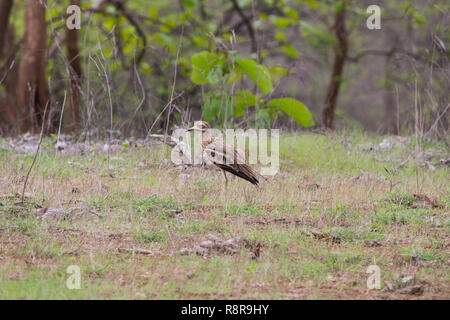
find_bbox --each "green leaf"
[140,62,152,74]
[162,14,177,29]
[103,18,116,31]
[239,0,252,7]
[274,32,286,41]
[412,12,427,28]
[299,21,334,45]
[206,68,221,84]
[182,0,196,9]
[233,90,259,117]
[235,59,273,94]
[154,33,175,51]
[190,51,219,85]
[283,7,299,21]
[304,0,318,9]
[256,108,271,128]
[282,44,298,58]
[226,70,242,84]
[333,0,344,12]
[149,8,159,19]
[104,48,112,58]
[268,98,314,127]
[269,66,288,82]
[272,17,293,27]
[202,97,232,122]
[193,36,209,47]
[202,97,220,122]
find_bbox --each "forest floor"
[0,131,448,299]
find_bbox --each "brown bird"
[187,121,260,188]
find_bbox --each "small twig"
[230,0,257,53]
[146,91,184,137]
[424,103,450,138]
[164,25,184,142]
[112,0,147,65]
[21,102,49,203]
[124,63,146,133]
[0,59,15,85]
[57,90,67,143]
[147,134,179,147]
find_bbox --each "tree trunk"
[66,0,82,133]
[0,25,18,133]
[0,0,13,52]
[0,0,16,133]
[322,3,348,129]
[17,0,51,133]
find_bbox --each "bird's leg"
[222,170,229,214]
[222,170,228,190]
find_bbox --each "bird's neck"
[201,131,214,148]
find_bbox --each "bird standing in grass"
[187,121,260,188]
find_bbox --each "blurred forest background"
[0,0,448,139]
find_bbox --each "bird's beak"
[187,126,195,132]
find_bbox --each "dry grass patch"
[0,132,448,299]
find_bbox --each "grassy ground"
[0,131,448,299]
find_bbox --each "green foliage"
[189,48,312,127]
[202,96,232,122]
[8,0,445,137]
[269,66,289,82]
[190,51,224,85]
[233,90,260,117]
[282,44,299,59]
[299,21,334,46]
[272,17,294,28]
[268,98,314,127]
[235,59,273,94]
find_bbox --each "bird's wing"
[203,139,244,163]
[204,139,260,186]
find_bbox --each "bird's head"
[187,121,211,132]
